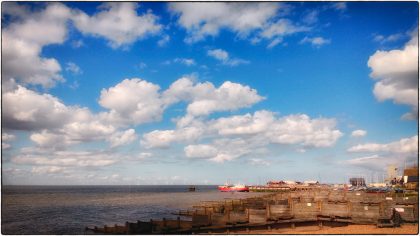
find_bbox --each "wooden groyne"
[85,188,418,234]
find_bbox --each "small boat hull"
[218,186,249,192]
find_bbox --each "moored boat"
[218,184,249,192]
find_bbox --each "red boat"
[218,184,249,192]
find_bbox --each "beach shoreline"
[226,223,419,235]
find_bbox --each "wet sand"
[232,224,418,234]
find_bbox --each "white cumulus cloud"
[186,81,263,117]
[169,2,309,48]
[211,110,275,136]
[300,36,331,47]
[141,127,204,149]
[143,109,343,162]
[373,33,404,44]
[3,84,140,151]
[107,129,137,148]
[184,138,255,163]
[331,2,347,11]
[260,19,310,39]
[351,129,367,137]
[212,111,342,148]
[32,166,66,174]
[346,154,417,171]
[168,2,281,43]
[30,130,73,150]
[2,133,16,150]
[157,34,170,47]
[207,49,249,66]
[367,28,418,119]
[72,2,162,48]
[65,62,82,75]
[99,78,165,126]
[174,58,196,66]
[12,150,118,168]
[163,77,264,118]
[2,2,72,88]
[3,85,76,130]
[348,135,418,154]
[184,144,218,159]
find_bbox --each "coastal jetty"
[85,187,418,234]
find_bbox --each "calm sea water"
[2,185,264,234]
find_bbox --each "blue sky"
[2,2,418,185]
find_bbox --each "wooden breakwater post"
[293,201,320,221]
[228,209,248,224]
[267,201,271,219]
[192,212,211,228]
[319,201,351,219]
[211,211,228,226]
[248,208,267,224]
[351,202,381,224]
[268,202,291,220]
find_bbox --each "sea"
[2,185,265,234]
